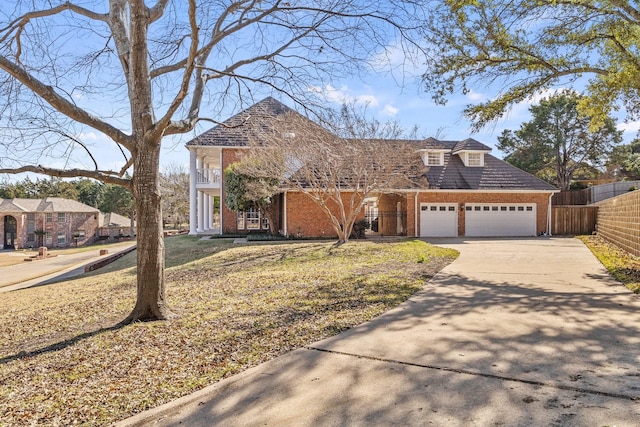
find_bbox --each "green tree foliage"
[224,159,281,234]
[497,92,622,190]
[606,139,640,180]
[422,1,640,131]
[99,183,134,217]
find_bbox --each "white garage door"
[420,203,458,237]
[465,204,536,237]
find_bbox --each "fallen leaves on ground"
[0,237,457,426]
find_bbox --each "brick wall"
[415,192,552,236]
[284,191,365,238]
[220,147,249,234]
[596,190,640,257]
[376,193,407,235]
[1,212,99,249]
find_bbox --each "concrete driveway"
[117,237,640,427]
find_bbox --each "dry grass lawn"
[579,235,640,294]
[0,236,457,426]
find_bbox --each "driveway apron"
[118,237,640,427]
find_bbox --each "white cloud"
[77,132,100,141]
[617,120,640,134]
[309,84,380,107]
[465,89,486,102]
[381,104,399,117]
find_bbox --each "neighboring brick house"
[186,97,559,238]
[0,198,133,249]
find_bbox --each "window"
[27,234,35,243]
[448,206,456,211]
[236,212,245,230]
[467,152,483,166]
[27,213,35,221]
[246,208,261,230]
[57,212,66,222]
[57,232,66,245]
[76,230,86,238]
[46,232,52,246]
[46,213,53,223]
[424,152,443,166]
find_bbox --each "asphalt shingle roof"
[0,197,100,213]
[186,97,302,147]
[186,99,557,192]
[423,140,557,191]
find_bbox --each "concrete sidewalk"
[0,242,136,292]
[116,237,640,426]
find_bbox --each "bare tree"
[160,163,189,230]
[243,105,427,243]
[0,1,426,321]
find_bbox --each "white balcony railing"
[196,168,221,187]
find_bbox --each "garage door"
[465,204,536,237]
[420,203,457,237]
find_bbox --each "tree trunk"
[124,139,174,322]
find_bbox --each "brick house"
[0,197,133,249]
[186,97,559,238]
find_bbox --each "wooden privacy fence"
[552,206,598,235]
[551,189,591,205]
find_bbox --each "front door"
[4,215,17,249]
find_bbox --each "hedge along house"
[186,97,558,238]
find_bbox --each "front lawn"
[0,236,457,426]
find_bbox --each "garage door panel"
[420,204,457,237]
[465,204,536,237]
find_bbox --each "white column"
[188,150,197,235]
[197,155,205,233]
[204,193,210,231]
[219,149,224,234]
[197,191,204,232]
[208,194,215,229]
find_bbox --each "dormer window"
[467,152,483,167]
[423,151,444,166]
[458,151,485,167]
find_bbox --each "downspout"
[283,191,288,236]
[219,148,223,234]
[414,192,419,237]
[547,192,553,236]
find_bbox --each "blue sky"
[157,73,640,173]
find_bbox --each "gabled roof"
[451,138,492,153]
[0,197,100,213]
[100,212,133,227]
[186,97,305,147]
[422,140,557,191]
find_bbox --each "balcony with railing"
[196,168,221,189]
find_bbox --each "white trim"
[414,192,418,237]
[219,149,224,233]
[414,189,560,194]
[188,150,197,235]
